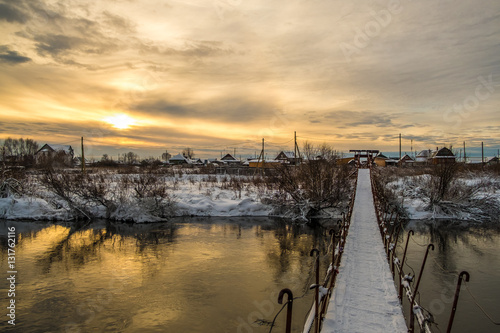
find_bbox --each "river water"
[0,218,331,333]
[1,218,499,333]
[400,220,500,333]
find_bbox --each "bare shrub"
[268,143,353,217]
[428,162,458,204]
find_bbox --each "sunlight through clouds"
[103,114,137,130]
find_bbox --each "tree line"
[1,137,39,166]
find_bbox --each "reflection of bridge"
[349,149,379,167]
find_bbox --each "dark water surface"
[400,220,500,333]
[0,218,331,333]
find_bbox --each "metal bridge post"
[310,248,320,333]
[399,230,414,301]
[446,271,470,333]
[278,288,294,333]
[409,244,434,333]
[391,220,403,278]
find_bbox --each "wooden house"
[221,154,241,164]
[275,151,302,164]
[169,153,189,165]
[36,144,74,167]
[399,154,415,165]
[416,150,432,164]
[431,147,456,164]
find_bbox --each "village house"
[399,154,415,166]
[415,149,433,164]
[221,153,241,165]
[275,151,302,164]
[374,153,398,167]
[36,144,74,167]
[168,153,189,165]
[487,156,499,165]
[431,147,456,164]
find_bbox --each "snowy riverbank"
[383,171,500,223]
[2,168,498,223]
[0,173,276,222]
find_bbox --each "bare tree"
[2,137,39,166]
[182,148,195,159]
[124,152,139,164]
[269,142,351,218]
[429,162,458,204]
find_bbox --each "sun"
[104,114,137,129]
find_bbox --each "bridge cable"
[464,282,500,326]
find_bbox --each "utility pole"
[481,142,484,166]
[411,139,413,159]
[463,141,466,163]
[81,137,86,174]
[399,133,402,165]
[294,131,297,166]
[262,138,265,170]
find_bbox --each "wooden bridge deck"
[321,169,407,332]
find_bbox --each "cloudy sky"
[1,0,499,159]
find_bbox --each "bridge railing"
[370,169,469,333]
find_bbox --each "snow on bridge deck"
[321,169,407,332]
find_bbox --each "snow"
[385,173,500,221]
[321,169,407,332]
[0,197,71,221]
[0,173,274,222]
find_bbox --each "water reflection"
[0,218,331,333]
[401,220,500,333]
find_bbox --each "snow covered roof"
[221,153,237,161]
[37,144,73,154]
[169,153,188,161]
[416,149,433,158]
[276,151,296,159]
[399,154,414,162]
[248,159,280,163]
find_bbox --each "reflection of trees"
[11,221,178,273]
[266,221,331,286]
[423,220,499,289]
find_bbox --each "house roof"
[221,153,237,161]
[276,151,296,159]
[169,153,188,161]
[37,144,73,154]
[375,153,388,159]
[417,149,433,158]
[400,154,414,161]
[433,147,455,158]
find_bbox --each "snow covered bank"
[380,171,500,222]
[0,173,276,222]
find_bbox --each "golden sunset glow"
[104,114,137,130]
[0,0,498,158]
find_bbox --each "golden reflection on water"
[1,219,328,332]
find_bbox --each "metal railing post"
[310,248,320,333]
[446,271,470,333]
[399,230,414,301]
[278,288,294,333]
[410,243,434,333]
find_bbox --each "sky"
[0,0,499,159]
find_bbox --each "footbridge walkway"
[320,168,406,332]
[275,168,469,333]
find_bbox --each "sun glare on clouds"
[104,114,137,129]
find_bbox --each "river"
[1,218,499,332]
